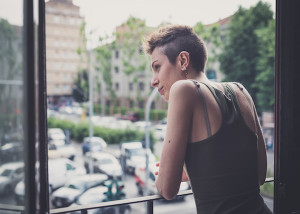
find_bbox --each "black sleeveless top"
[185,81,272,214]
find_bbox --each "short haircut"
[143,25,208,73]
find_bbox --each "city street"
[0,111,275,213]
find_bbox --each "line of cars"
[3,120,185,212]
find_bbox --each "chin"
[162,95,169,102]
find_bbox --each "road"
[0,111,275,213]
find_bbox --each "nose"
[151,77,159,88]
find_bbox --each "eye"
[154,65,160,71]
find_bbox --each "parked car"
[14,158,86,205]
[121,112,139,122]
[0,162,24,195]
[132,121,151,131]
[84,152,122,179]
[48,128,66,142]
[0,142,24,163]
[82,137,107,156]
[51,174,109,208]
[120,142,156,174]
[71,184,131,214]
[48,140,76,160]
[135,163,190,200]
[48,158,86,193]
[151,124,167,141]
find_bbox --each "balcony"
[0,178,274,214]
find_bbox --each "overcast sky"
[0,0,275,47]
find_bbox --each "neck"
[187,71,209,82]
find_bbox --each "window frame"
[12,0,300,213]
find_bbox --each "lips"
[158,87,163,95]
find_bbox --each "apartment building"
[45,0,86,106]
[94,21,166,112]
[102,17,232,111]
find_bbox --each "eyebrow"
[151,60,158,69]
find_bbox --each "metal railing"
[0,177,274,214]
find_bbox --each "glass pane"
[0,0,25,212]
[46,0,275,213]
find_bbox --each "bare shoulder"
[169,80,198,97]
[227,82,253,104]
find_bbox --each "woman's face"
[151,47,183,102]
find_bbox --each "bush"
[47,118,155,150]
[260,182,274,198]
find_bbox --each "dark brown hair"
[143,25,208,73]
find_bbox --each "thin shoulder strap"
[232,82,252,107]
[232,82,257,132]
[191,80,212,137]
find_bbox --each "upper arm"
[231,83,267,185]
[253,105,267,185]
[156,81,194,199]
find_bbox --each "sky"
[0,0,275,47]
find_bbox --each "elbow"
[259,179,265,186]
[160,190,178,200]
[157,183,179,200]
[259,176,266,186]
[258,169,267,186]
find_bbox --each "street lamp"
[144,87,158,196]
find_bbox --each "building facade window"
[130,100,134,108]
[206,69,217,80]
[115,82,119,90]
[151,101,155,109]
[138,100,144,108]
[115,66,119,73]
[115,50,119,59]
[139,82,144,91]
[129,82,133,91]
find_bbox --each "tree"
[219,1,274,107]
[254,19,275,112]
[193,22,221,73]
[72,69,89,102]
[94,40,116,103]
[0,18,22,130]
[73,21,89,103]
[115,16,152,108]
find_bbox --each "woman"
[143,25,272,213]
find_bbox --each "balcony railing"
[0,177,274,214]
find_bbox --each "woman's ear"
[178,51,190,70]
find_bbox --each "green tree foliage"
[219,1,274,107]
[73,21,89,103]
[0,18,22,128]
[116,16,150,74]
[193,22,221,71]
[116,16,151,106]
[254,20,275,111]
[94,40,116,101]
[72,69,89,102]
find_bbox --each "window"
[130,100,134,108]
[139,82,144,91]
[151,102,155,109]
[138,100,144,108]
[5,1,300,214]
[115,66,119,73]
[115,82,119,90]
[206,69,216,80]
[129,82,133,91]
[115,50,119,59]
